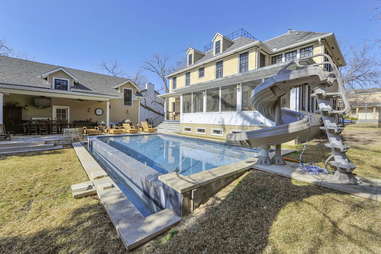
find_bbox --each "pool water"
[99,134,258,176]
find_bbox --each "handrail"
[295,53,351,115]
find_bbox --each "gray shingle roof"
[264,30,330,51]
[170,30,332,76]
[173,37,257,72]
[0,56,131,97]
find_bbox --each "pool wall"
[89,137,183,216]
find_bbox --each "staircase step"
[0,145,64,155]
[0,141,45,148]
[324,143,349,152]
[329,161,356,170]
[0,143,54,152]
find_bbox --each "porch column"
[164,98,167,120]
[106,100,110,127]
[0,93,3,125]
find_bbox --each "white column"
[106,100,110,127]
[0,93,3,125]
[203,91,207,113]
[290,87,299,111]
[237,83,242,111]
[163,98,167,120]
[180,95,183,122]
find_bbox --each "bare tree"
[0,40,12,56]
[128,70,148,89]
[142,54,174,93]
[100,60,125,77]
[341,44,380,89]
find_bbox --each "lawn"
[1,125,381,253]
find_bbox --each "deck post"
[164,98,167,121]
[0,93,3,125]
[106,100,110,127]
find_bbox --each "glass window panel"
[215,40,221,54]
[239,52,248,73]
[188,54,193,65]
[216,61,223,78]
[285,50,297,62]
[300,46,313,58]
[206,88,220,112]
[271,54,283,65]
[54,79,69,90]
[124,89,132,105]
[198,67,205,78]
[193,91,203,113]
[172,77,177,89]
[185,72,190,86]
[182,93,192,113]
[242,81,260,111]
[221,85,237,111]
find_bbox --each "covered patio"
[0,88,114,135]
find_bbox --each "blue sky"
[1,0,380,91]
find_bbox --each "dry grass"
[142,171,381,253]
[283,125,381,179]
[0,148,125,254]
[1,125,381,253]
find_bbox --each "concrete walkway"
[72,142,181,250]
[253,162,381,202]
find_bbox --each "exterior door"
[52,106,70,122]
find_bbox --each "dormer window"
[188,53,193,65]
[53,78,69,91]
[215,40,221,55]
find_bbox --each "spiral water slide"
[228,54,357,183]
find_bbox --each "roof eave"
[166,41,262,78]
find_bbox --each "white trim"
[183,127,192,132]
[41,67,79,82]
[196,127,206,135]
[52,105,70,122]
[113,80,139,90]
[0,85,116,100]
[123,88,133,106]
[211,128,224,136]
[106,100,110,127]
[52,77,70,91]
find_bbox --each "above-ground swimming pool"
[99,134,258,176]
[89,134,259,216]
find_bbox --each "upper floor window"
[216,61,223,78]
[259,53,266,68]
[188,54,193,65]
[271,54,283,65]
[53,78,69,91]
[172,77,177,89]
[285,50,297,62]
[300,46,313,58]
[239,52,249,73]
[185,72,190,86]
[215,40,221,54]
[124,88,133,106]
[198,67,205,78]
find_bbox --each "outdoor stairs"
[313,87,357,183]
[0,136,68,155]
[157,120,180,134]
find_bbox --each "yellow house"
[0,56,141,134]
[161,29,345,139]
